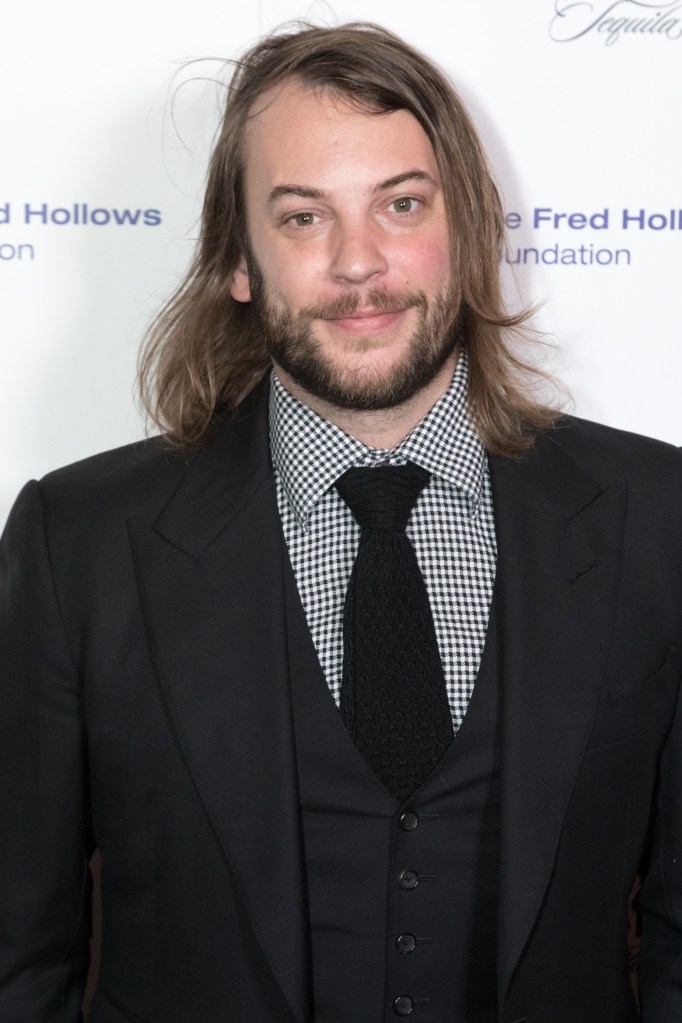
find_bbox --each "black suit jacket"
[1,379,681,1023]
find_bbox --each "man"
[1,22,681,1023]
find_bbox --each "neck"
[273,353,458,449]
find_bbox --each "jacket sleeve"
[638,668,682,1022]
[0,481,91,1022]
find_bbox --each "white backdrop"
[2,0,681,525]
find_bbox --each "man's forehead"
[242,78,439,188]
[245,77,385,128]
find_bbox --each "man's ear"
[230,257,251,302]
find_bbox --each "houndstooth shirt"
[269,351,497,732]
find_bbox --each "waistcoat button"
[393,995,414,1015]
[398,869,419,890]
[396,933,417,954]
[399,811,419,831]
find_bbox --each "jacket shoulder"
[36,377,271,525]
[36,435,194,526]
[544,414,682,484]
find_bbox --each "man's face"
[230,79,458,411]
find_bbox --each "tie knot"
[335,462,430,532]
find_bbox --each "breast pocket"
[587,647,681,749]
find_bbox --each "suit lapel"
[128,381,312,1023]
[490,432,627,1005]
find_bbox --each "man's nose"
[329,219,389,285]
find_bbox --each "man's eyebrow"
[267,184,326,205]
[266,171,438,207]
[373,170,438,193]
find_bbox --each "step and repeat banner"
[2,0,681,525]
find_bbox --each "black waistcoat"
[284,564,501,1023]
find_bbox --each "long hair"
[138,22,563,455]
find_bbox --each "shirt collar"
[269,349,486,529]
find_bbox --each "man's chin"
[276,356,449,413]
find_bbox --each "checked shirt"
[269,351,497,732]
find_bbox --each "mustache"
[298,288,428,321]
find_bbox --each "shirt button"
[393,995,414,1016]
[399,811,419,832]
[399,869,419,890]
[396,933,417,954]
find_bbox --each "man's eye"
[287,211,318,227]
[389,197,420,215]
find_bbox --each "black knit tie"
[335,462,453,802]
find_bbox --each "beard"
[245,251,460,412]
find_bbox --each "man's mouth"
[328,306,404,319]
[297,289,425,336]
[323,308,408,334]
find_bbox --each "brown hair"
[138,22,562,455]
